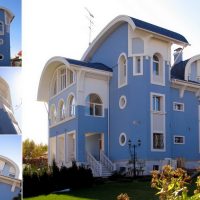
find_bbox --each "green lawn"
[24,180,158,200]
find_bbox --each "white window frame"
[119,132,127,146]
[50,65,76,98]
[119,95,127,109]
[58,99,65,121]
[173,102,184,112]
[67,93,76,117]
[153,132,165,150]
[133,56,143,75]
[150,53,165,86]
[174,135,185,144]
[151,93,165,113]
[50,104,57,125]
[150,92,166,152]
[85,94,104,117]
[118,53,128,88]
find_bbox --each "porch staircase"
[86,151,116,177]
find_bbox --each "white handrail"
[100,150,116,172]
[86,152,102,177]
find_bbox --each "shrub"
[151,165,200,200]
[23,161,94,197]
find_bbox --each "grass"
[24,180,158,200]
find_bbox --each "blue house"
[0,7,14,66]
[0,155,21,200]
[38,15,200,176]
[0,76,21,134]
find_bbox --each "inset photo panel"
[0,67,22,134]
[0,135,22,200]
[0,0,21,67]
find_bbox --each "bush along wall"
[23,161,94,198]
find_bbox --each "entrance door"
[85,133,104,160]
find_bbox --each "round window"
[119,133,127,146]
[119,95,127,109]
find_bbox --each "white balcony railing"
[86,152,102,177]
[100,150,116,172]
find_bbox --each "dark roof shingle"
[66,58,112,72]
[131,17,189,44]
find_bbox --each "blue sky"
[0,135,22,178]
[0,0,21,57]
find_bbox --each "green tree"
[23,139,47,160]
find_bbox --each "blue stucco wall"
[0,109,18,134]
[77,106,108,162]
[0,182,20,200]
[170,88,199,160]
[0,10,11,66]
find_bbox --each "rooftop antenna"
[85,7,94,46]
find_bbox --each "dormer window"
[118,53,128,88]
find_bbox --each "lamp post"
[128,139,141,178]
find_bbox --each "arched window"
[58,100,65,121]
[67,69,74,86]
[118,53,127,87]
[50,104,57,125]
[51,66,75,97]
[60,68,66,90]
[86,94,103,116]
[67,95,75,117]
[153,55,160,76]
[8,166,16,178]
[152,53,164,85]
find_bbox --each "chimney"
[173,48,183,65]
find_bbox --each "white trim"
[184,54,200,81]
[150,92,166,152]
[173,135,185,144]
[82,15,136,61]
[150,54,165,86]
[66,130,76,162]
[0,155,20,179]
[133,56,143,76]
[119,95,127,109]
[58,98,65,121]
[118,52,128,88]
[81,15,188,62]
[119,132,127,146]
[85,93,104,117]
[173,102,184,112]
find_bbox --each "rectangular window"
[60,69,66,90]
[153,62,159,75]
[173,102,184,111]
[153,133,164,149]
[133,56,143,75]
[174,136,185,144]
[153,96,161,112]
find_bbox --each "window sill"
[49,116,76,128]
